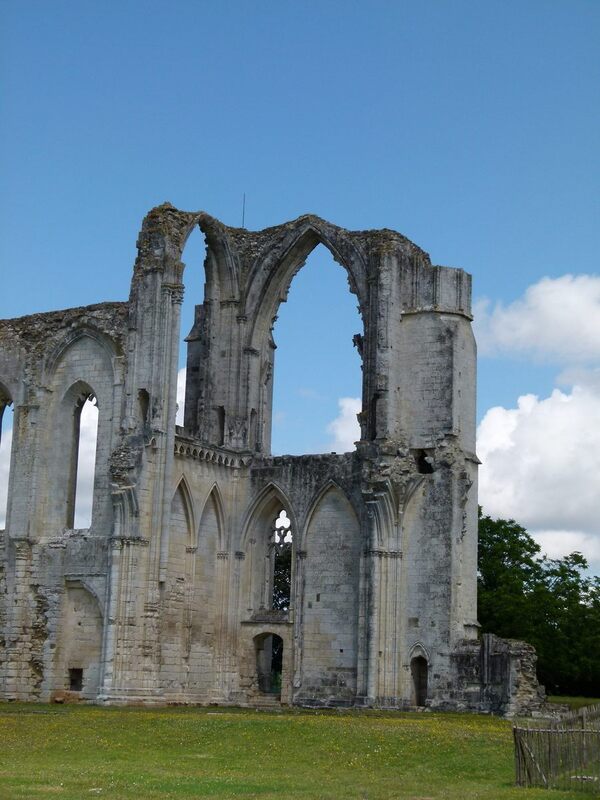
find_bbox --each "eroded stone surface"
[0,204,541,713]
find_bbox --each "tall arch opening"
[270,244,363,455]
[177,224,207,428]
[0,387,14,529]
[241,491,296,619]
[271,509,292,611]
[71,393,98,529]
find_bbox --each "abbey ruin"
[0,205,541,713]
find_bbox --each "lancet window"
[270,509,293,611]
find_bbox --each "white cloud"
[0,421,13,529]
[326,397,361,452]
[475,274,600,363]
[477,380,600,572]
[176,367,186,426]
[533,530,600,565]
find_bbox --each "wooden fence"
[514,704,600,793]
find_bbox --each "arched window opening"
[177,225,207,428]
[70,394,98,529]
[255,632,284,695]
[270,509,292,611]
[411,656,428,707]
[0,393,14,529]
[271,244,363,455]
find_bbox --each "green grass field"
[547,696,600,711]
[0,703,587,799]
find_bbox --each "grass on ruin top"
[0,702,585,799]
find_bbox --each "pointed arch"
[244,219,368,354]
[409,643,430,707]
[197,482,226,551]
[38,323,118,537]
[300,479,361,703]
[301,480,359,551]
[240,481,298,550]
[43,326,119,384]
[409,641,431,662]
[239,482,298,619]
[172,475,196,547]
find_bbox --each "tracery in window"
[270,509,292,611]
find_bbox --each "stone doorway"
[410,656,428,706]
[255,633,283,696]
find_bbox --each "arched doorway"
[255,632,284,696]
[410,656,428,706]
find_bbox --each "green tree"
[477,509,600,695]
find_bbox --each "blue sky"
[1,1,599,570]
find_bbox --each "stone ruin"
[0,204,543,713]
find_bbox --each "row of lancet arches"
[0,323,111,535]
[0,381,100,532]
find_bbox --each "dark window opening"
[69,667,83,691]
[271,510,292,611]
[216,406,225,446]
[414,449,434,475]
[411,656,428,706]
[256,633,283,695]
[138,389,150,426]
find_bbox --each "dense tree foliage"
[477,510,600,696]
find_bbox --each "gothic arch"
[43,326,119,384]
[409,641,430,662]
[240,481,297,551]
[197,482,227,551]
[301,480,359,551]
[171,477,195,547]
[244,218,368,355]
[134,205,239,300]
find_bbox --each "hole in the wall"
[178,225,207,427]
[0,396,14,530]
[69,667,83,691]
[414,450,434,475]
[138,389,150,426]
[270,244,363,455]
[72,395,98,529]
[216,406,225,447]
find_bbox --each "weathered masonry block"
[0,205,542,713]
